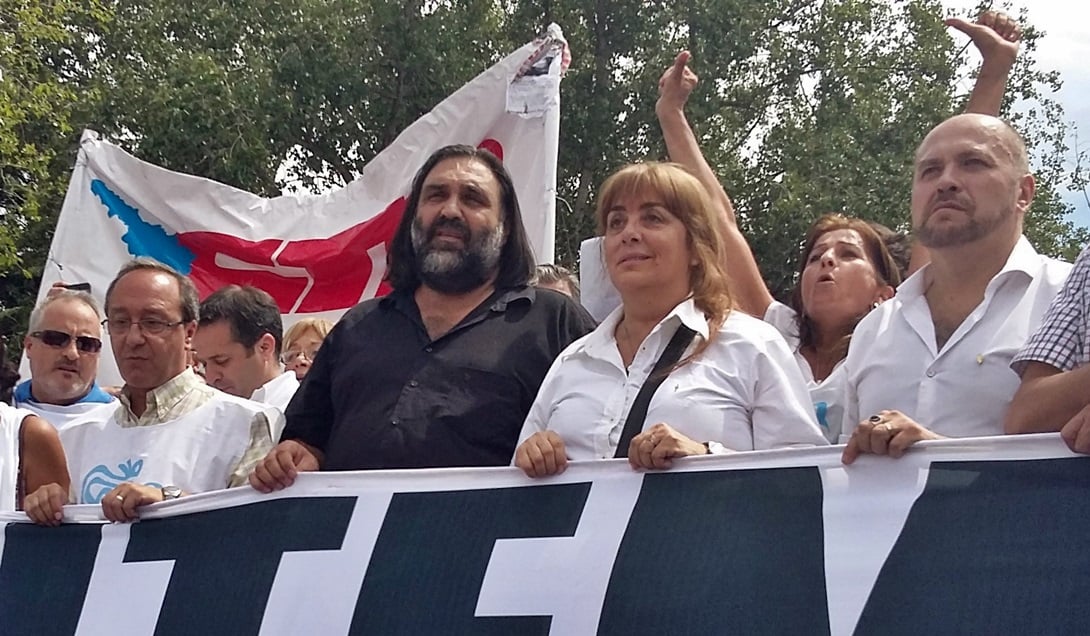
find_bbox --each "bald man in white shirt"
[841,114,1071,463]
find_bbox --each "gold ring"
[115,494,125,502]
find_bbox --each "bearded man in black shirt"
[250,145,595,487]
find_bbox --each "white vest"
[16,399,116,433]
[61,395,262,504]
[0,404,31,512]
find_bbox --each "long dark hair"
[385,144,536,292]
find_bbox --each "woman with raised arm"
[654,12,1021,441]
[513,163,826,478]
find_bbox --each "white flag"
[28,26,570,385]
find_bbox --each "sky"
[945,0,1090,230]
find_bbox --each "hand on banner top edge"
[945,10,1021,67]
[1060,403,1090,455]
[629,422,708,471]
[101,482,164,523]
[249,440,322,492]
[24,482,69,527]
[515,431,568,478]
[841,410,944,465]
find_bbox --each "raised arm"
[948,10,1021,116]
[656,51,774,317]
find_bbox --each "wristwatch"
[161,485,182,500]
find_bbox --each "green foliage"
[0,0,1086,358]
[0,0,109,352]
[93,0,508,194]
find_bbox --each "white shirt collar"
[898,235,1041,301]
[582,297,709,358]
[250,370,299,405]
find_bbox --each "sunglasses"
[31,330,103,354]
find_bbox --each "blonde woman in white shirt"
[514,163,826,477]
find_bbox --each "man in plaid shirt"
[1007,245,1090,451]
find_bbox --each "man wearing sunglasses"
[15,291,115,430]
[24,258,275,526]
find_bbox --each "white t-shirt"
[0,403,32,512]
[517,298,827,459]
[842,236,1071,440]
[61,394,263,504]
[763,301,847,443]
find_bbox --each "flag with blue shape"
[28,26,569,385]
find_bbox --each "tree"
[0,0,109,356]
[533,0,1086,296]
[91,0,510,194]
[0,0,1084,358]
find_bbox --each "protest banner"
[26,26,569,385]
[2,434,1088,635]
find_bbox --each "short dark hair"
[105,257,200,323]
[199,285,284,355]
[385,144,536,292]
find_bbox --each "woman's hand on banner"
[515,431,568,478]
[629,423,707,470]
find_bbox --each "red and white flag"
[31,25,569,384]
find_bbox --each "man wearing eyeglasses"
[15,291,115,430]
[24,258,275,526]
[193,285,298,436]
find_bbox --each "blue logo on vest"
[81,459,162,504]
[814,401,829,430]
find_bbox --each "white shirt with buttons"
[250,370,299,440]
[516,298,827,459]
[841,236,1071,441]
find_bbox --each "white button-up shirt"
[764,301,848,443]
[842,236,1071,440]
[250,370,299,440]
[517,298,827,459]
[251,370,299,412]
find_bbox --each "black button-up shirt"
[282,286,596,470]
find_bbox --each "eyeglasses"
[30,330,103,353]
[281,347,320,365]
[102,317,186,335]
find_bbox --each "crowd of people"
[1,11,1088,525]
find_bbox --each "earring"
[871,300,883,310]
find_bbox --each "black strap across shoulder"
[614,325,697,458]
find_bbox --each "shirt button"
[926,370,935,378]
[391,418,399,427]
[424,346,433,353]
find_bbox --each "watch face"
[162,486,182,500]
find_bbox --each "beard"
[411,215,505,294]
[915,196,1014,249]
